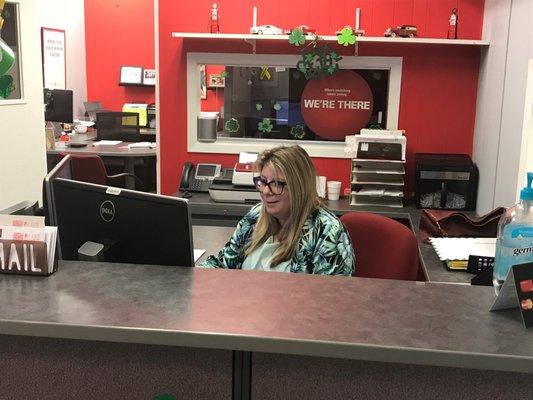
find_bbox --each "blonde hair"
[245,145,321,266]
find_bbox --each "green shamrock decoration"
[295,43,342,79]
[258,118,273,133]
[221,70,228,78]
[273,103,281,111]
[337,27,356,46]
[288,29,306,46]
[290,124,305,139]
[154,396,176,400]
[224,118,240,133]
[255,103,263,111]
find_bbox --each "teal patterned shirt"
[200,204,355,276]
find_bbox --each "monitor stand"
[78,241,112,262]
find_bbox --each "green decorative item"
[273,103,281,111]
[0,74,14,99]
[231,94,239,101]
[296,44,342,80]
[337,27,357,46]
[0,39,16,99]
[258,118,273,133]
[154,396,177,400]
[290,124,305,139]
[288,29,306,46]
[221,70,228,78]
[225,117,240,133]
[368,123,382,129]
[255,103,263,111]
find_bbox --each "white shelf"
[171,32,489,46]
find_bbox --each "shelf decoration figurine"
[447,8,458,39]
[354,8,365,36]
[209,3,220,33]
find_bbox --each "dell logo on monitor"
[100,201,115,222]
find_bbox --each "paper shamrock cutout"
[225,118,240,133]
[273,103,281,111]
[289,29,306,46]
[290,124,305,139]
[337,27,356,46]
[258,118,273,133]
[296,44,342,79]
[221,70,228,78]
[255,103,263,111]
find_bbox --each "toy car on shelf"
[250,25,284,35]
[286,25,316,35]
[335,25,365,36]
[384,25,418,38]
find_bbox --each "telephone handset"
[179,162,221,193]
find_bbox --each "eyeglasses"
[253,176,287,195]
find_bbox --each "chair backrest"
[69,154,108,185]
[340,212,421,281]
[96,112,141,142]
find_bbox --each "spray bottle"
[493,172,533,294]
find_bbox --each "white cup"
[327,181,342,201]
[74,125,88,134]
[316,176,326,198]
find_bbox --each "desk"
[47,138,156,189]
[0,261,531,398]
[184,194,475,284]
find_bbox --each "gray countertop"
[0,261,531,373]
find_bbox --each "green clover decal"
[225,118,240,133]
[255,103,263,111]
[221,70,228,78]
[273,103,281,111]
[288,29,306,46]
[258,118,273,133]
[154,396,177,400]
[337,27,356,46]
[290,124,305,139]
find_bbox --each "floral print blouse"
[200,204,355,276]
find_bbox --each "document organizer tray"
[0,239,58,276]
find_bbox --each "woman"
[200,145,355,276]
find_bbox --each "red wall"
[84,0,155,111]
[87,0,485,196]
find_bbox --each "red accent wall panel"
[84,0,155,112]
[84,0,484,195]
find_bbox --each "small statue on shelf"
[209,3,220,34]
[447,8,458,39]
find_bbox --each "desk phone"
[180,162,221,193]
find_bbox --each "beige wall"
[36,0,87,118]
[0,0,47,209]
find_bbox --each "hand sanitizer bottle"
[493,172,533,294]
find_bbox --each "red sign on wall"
[300,70,374,140]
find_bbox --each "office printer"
[209,162,261,203]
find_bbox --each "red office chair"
[68,154,145,191]
[340,212,422,281]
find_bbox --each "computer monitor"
[96,111,141,142]
[46,160,194,267]
[44,88,73,123]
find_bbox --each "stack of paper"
[94,140,122,146]
[0,215,58,275]
[127,142,156,149]
[429,237,496,270]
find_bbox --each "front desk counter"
[180,192,474,284]
[0,261,532,399]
